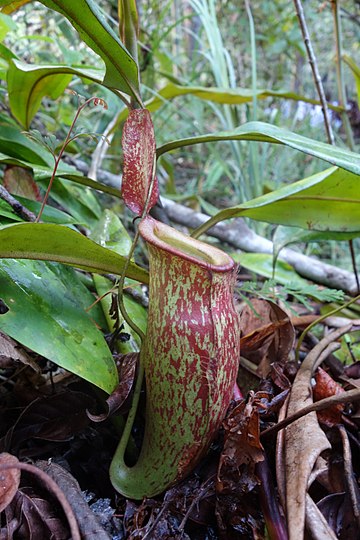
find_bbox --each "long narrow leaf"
[192,167,360,237]
[145,83,343,113]
[0,258,118,393]
[343,55,360,107]
[0,222,149,283]
[106,84,343,135]
[7,60,105,128]
[23,0,140,99]
[157,121,360,176]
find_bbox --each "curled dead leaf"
[4,165,41,201]
[217,392,264,495]
[240,299,295,377]
[313,367,345,427]
[87,352,138,422]
[0,330,40,371]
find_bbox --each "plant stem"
[295,293,360,361]
[36,97,105,222]
[331,0,355,150]
[349,239,360,294]
[244,0,261,200]
[119,0,141,109]
[114,153,158,468]
[293,0,335,145]
[116,228,145,342]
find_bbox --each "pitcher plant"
[110,215,241,499]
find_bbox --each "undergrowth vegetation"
[0,0,360,538]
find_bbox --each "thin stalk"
[115,153,157,464]
[331,0,355,150]
[349,239,360,294]
[190,0,247,201]
[118,0,141,109]
[36,97,106,222]
[330,1,357,275]
[293,0,335,145]
[118,0,139,66]
[245,0,257,122]
[295,293,360,361]
[244,0,261,200]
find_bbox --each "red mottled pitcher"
[110,216,240,499]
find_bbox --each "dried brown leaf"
[240,300,294,377]
[0,331,40,371]
[1,390,95,452]
[284,326,351,540]
[0,453,20,512]
[217,393,264,495]
[216,404,266,539]
[313,367,345,427]
[88,352,138,422]
[4,488,70,539]
[318,493,358,539]
[4,165,41,201]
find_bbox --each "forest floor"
[1,273,360,539]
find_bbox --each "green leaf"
[0,42,18,62]
[106,84,343,135]
[0,199,22,221]
[232,252,308,286]
[192,167,360,237]
[0,122,52,167]
[157,121,360,176]
[0,222,149,283]
[7,60,105,128]
[0,1,31,14]
[90,209,133,255]
[32,0,140,99]
[0,12,16,40]
[144,83,343,114]
[56,173,122,199]
[0,196,77,224]
[37,177,102,227]
[272,225,357,268]
[343,55,360,108]
[0,258,118,393]
[0,149,121,201]
[90,210,148,350]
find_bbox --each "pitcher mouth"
[139,216,235,272]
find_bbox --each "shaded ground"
[1,291,360,539]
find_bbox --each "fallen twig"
[261,387,360,438]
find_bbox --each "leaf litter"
[1,292,360,538]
